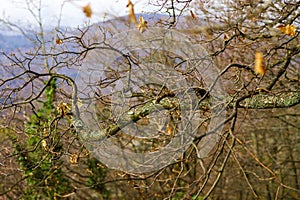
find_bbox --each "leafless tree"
[0,0,299,199]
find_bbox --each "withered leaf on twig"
[83,3,92,18]
[137,16,147,33]
[127,0,137,24]
[254,51,266,76]
[277,24,296,37]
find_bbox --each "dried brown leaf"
[57,102,70,117]
[127,0,137,24]
[166,123,173,136]
[56,38,62,45]
[277,24,296,37]
[83,3,92,18]
[137,16,147,33]
[69,154,79,164]
[42,140,47,149]
[254,51,265,75]
[224,33,229,40]
[190,10,197,19]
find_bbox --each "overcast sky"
[0,0,154,29]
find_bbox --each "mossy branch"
[74,91,300,141]
[237,91,300,109]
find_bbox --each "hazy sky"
[0,0,154,28]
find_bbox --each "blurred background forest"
[0,0,299,199]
